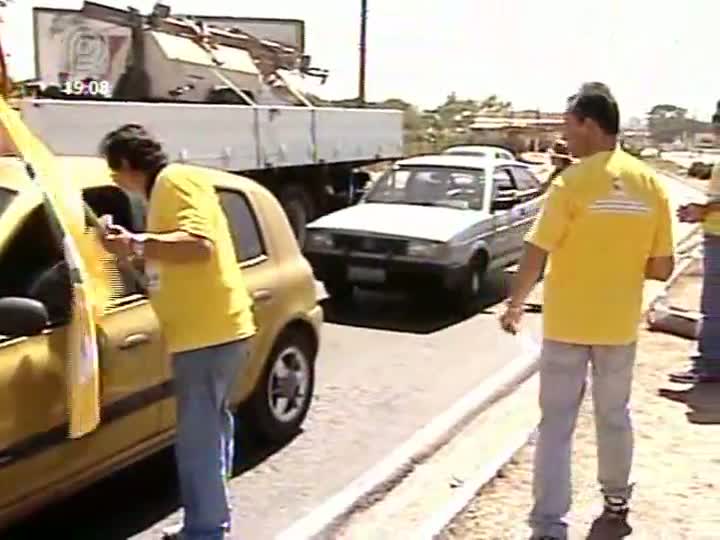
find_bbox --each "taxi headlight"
[406,240,444,258]
[306,231,334,250]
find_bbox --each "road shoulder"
[442,268,720,539]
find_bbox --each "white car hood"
[308,202,488,242]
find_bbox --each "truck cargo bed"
[18,99,403,171]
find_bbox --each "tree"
[647,104,689,143]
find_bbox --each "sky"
[1,0,718,121]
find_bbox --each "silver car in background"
[303,154,546,313]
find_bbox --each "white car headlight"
[306,231,334,250]
[406,240,444,258]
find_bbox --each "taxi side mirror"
[0,297,49,337]
[492,189,521,211]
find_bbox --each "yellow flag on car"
[0,96,110,439]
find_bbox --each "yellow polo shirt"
[526,149,674,345]
[704,161,720,236]
[146,164,256,353]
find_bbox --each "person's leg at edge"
[671,234,720,382]
[590,344,636,517]
[529,341,591,540]
[216,340,251,533]
[698,234,720,376]
[170,340,249,540]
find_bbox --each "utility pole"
[358,0,367,106]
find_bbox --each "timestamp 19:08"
[62,80,111,96]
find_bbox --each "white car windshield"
[365,166,486,210]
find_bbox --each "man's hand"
[101,222,135,258]
[677,203,706,223]
[499,302,524,335]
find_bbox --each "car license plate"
[348,266,386,283]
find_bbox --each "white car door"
[489,166,517,266]
[508,166,544,249]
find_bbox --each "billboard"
[180,16,305,53]
[33,8,132,92]
[31,7,305,93]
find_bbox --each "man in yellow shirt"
[99,124,255,540]
[673,154,720,384]
[499,87,674,540]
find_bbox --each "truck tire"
[278,184,314,247]
[240,328,316,445]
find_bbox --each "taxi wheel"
[450,256,487,316]
[243,328,316,444]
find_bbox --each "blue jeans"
[172,339,250,540]
[695,234,720,374]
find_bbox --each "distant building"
[468,110,565,152]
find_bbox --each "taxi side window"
[0,205,70,327]
[511,167,541,191]
[82,186,145,299]
[0,187,143,336]
[216,188,266,263]
[493,168,515,192]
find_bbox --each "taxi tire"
[450,255,488,316]
[242,328,316,445]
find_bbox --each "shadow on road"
[322,271,511,334]
[658,383,720,425]
[2,432,296,540]
[585,512,633,539]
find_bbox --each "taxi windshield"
[0,187,16,218]
[365,166,487,210]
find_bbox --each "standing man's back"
[537,149,674,345]
[498,86,674,540]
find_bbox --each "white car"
[304,154,546,313]
[442,145,517,161]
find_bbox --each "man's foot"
[669,370,720,384]
[603,495,629,519]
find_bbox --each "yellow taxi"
[0,156,323,528]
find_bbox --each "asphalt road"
[3,171,701,540]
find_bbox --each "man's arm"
[507,243,547,308]
[646,192,675,281]
[136,172,217,263]
[137,231,212,263]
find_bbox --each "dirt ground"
[442,270,720,540]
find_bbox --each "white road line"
[275,351,539,540]
[415,422,538,540]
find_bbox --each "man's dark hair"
[566,81,614,107]
[567,92,620,136]
[99,123,168,173]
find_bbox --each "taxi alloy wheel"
[244,328,316,444]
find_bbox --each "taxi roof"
[395,153,521,170]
